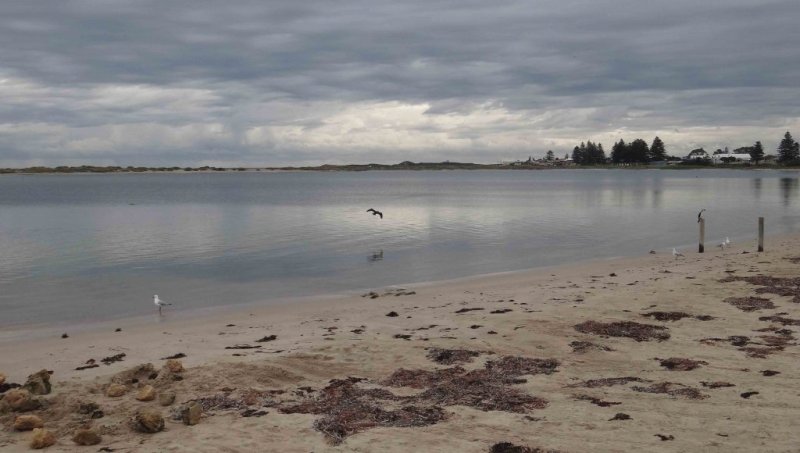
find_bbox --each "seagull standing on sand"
[154,295,172,314]
[725,237,731,246]
[697,209,706,223]
[672,248,685,259]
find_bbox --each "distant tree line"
[571,141,606,165]
[566,131,800,166]
[570,136,668,165]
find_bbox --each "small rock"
[110,363,156,385]
[158,392,176,406]
[386,311,399,317]
[23,370,52,395]
[61,333,69,339]
[164,359,184,373]
[13,414,44,431]
[106,384,128,398]
[609,413,631,421]
[2,389,41,412]
[72,428,102,446]
[115,328,122,332]
[29,428,56,449]
[135,385,156,402]
[131,408,164,433]
[77,402,100,414]
[180,402,202,425]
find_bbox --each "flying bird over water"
[697,209,706,223]
[366,208,383,219]
[154,294,172,314]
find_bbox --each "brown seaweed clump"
[569,341,614,353]
[574,321,670,342]
[567,377,649,388]
[724,297,776,312]
[280,377,447,445]
[657,358,708,371]
[489,442,564,453]
[426,348,482,365]
[382,367,467,389]
[631,382,708,400]
[573,394,621,407]
[701,381,735,389]
[641,311,693,322]
[758,315,800,326]
[721,275,800,303]
[286,355,559,444]
[699,335,750,347]
[738,346,783,358]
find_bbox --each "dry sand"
[1,236,800,452]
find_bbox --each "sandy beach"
[2,235,800,452]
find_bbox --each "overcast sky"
[1,0,799,166]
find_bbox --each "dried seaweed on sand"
[574,321,670,342]
[724,297,776,312]
[567,377,649,388]
[425,348,482,365]
[657,358,707,371]
[631,382,708,400]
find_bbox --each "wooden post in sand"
[698,218,705,253]
[758,217,764,252]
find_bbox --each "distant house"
[685,148,710,161]
[711,151,751,164]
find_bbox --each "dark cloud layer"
[1,0,799,166]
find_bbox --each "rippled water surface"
[1,169,799,326]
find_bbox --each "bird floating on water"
[672,248,685,259]
[366,208,383,219]
[154,295,172,314]
[697,209,706,223]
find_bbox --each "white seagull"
[672,248,685,259]
[153,294,172,314]
[725,237,731,246]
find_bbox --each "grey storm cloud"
[1,0,799,166]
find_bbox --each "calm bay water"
[1,169,799,327]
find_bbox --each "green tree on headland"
[750,141,765,164]
[610,138,651,164]
[777,132,799,164]
[611,139,627,163]
[649,137,666,161]
[629,139,650,163]
[572,141,606,165]
[545,150,554,161]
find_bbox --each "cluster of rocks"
[1,370,59,449]
[1,359,200,449]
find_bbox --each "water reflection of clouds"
[6,170,800,327]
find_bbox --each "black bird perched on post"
[366,208,383,219]
[697,209,706,223]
